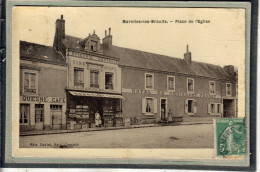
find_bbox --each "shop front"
[20,95,67,131]
[66,91,123,130]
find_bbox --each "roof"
[20,41,67,66]
[64,35,231,80]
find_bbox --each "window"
[74,68,84,88]
[209,81,215,95]
[23,71,37,94]
[50,105,62,110]
[217,104,221,114]
[142,97,157,115]
[105,72,113,90]
[35,104,44,123]
[20,104,29,124]
[90,70,99,88]
[145,73,154,90]
[226,83,232,96]
[210,104,215,114]
[208,103,222,115]
[187,78,194,93]
[146,98,153,113]
[90,41,98,51]
[167,76,175,91]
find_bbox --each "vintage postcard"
[5,1,251,167]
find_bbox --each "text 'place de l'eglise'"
[19,15,238,132]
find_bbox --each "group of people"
[95,109,174,127]
[161,109,174,123]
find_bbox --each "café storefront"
[20,95,67,131]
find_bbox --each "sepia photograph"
[16,7,243,149]
[6,2,251,166]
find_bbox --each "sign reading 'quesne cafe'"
[21,96,66,103]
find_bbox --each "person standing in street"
[95,111,102,127]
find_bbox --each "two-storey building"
[19,41,67,131]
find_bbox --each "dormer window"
[80,30,101,52]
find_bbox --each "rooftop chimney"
[102,27,112,50]
[53,15,65,53]
[184,44,191,63]
[224,65,235,75]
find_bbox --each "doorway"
[160,98,167,120]
[223,99,235,118]
[35,104,44,130]
[51,105,62,130]
[188,100,193,113]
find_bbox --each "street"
[20,123,213,148]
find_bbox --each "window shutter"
[220,104,223,114]
[142,98,146,113]
[193,100,197,114]
[184,99,188,114]
[208,104,211,114]
[153,98,157,113]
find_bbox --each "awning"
[69,91,124,99]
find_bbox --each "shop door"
[35,104,44,130]
[51,105,62,130]
[160,99,166,120]
[188,100,193,113]
[223,99,235,118]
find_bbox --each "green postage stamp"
[215,118,247,157]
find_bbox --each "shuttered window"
[142,97,157,115]
[208,103,223,115]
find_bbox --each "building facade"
[19,15,238,131]
[19,41,67,131]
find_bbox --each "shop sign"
[124,88,219,99]
[72,86,120,94]
[68,50,118,64]
[21,96,66,103]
